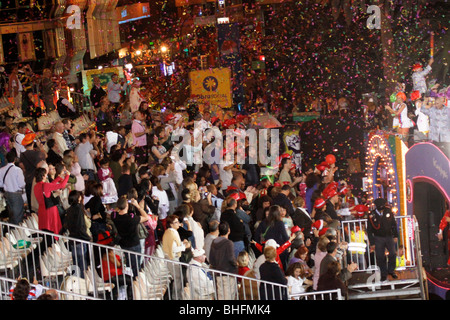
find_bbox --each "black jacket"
[273,192,294,216]
[220,209,246,243]
[90,85,106,108]
[209,237,237,273]
[367,207,399,243]
[291,207,313,237]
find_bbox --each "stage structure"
[364,131,412,263]
[405,142,450,300]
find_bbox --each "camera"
[204,192,209,197]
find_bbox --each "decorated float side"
[365,130,450,299]
[405,142,450,300]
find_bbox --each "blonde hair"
[264,246,277,262]
[237,251,249,267]
[63,155,74,170]
[317,235,330,252]
[184,179,200,202]
[293,196,305,208]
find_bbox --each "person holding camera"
[34,166,70,235]
[319,241,357,284]
[367,198,399,282]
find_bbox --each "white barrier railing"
[0,214,418,300]
[288,289,343,300]
[0,217,289,300]
[340,216,416,272]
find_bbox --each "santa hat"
[324,188,338,200]
[222,118,237,129]
[314,198,326,209]
[319,227,329,236]
[354,204,369,218]
[312,219,324,231]
[228,191,246,201]
[211,116,220,124]
[412,63,423,71]
[339,186,349,195]
[165,114,175,122]
[291,225,302,234]
[273,182,282,187]
[236,114,249,123]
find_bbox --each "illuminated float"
[405,142,450,300]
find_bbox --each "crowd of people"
[0,58,447,301]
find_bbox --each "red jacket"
[255,240,291,272]
[439,210,450,233]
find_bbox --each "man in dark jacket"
[90,76,106,109]
[209,221,238,299]
[220,197,246,257]
[367,198,399,281]
[273,185,294,217]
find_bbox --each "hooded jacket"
[209,236,237,274]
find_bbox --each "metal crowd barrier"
[0,217,289,301]
[288,289,343,300]
[340,216,416,272]
[0,214,417,300]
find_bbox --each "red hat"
[339,186,349,195]
[312,219,324,230]
[282,181,290,185]
[290,163,297,170]
[314,198,326,209]
[273,182,282,187]
[228,192,245,201]
[323,182,338,196]
[354,204,369,218]
[412,63,423,71]
[211,116,220,124]
[165,114,175,122]
[291,225,301,234]
[223,118,236,129]
[319,227,329,236]
[324,188,338,200]
[97,231,113,245]
[411,90,421,101]
[236,114,249,122]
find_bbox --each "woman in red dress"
[34,167,70,234]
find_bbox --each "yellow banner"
[189,68,232,110]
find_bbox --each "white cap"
[264,239,279,249]
[192,248,205,258]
